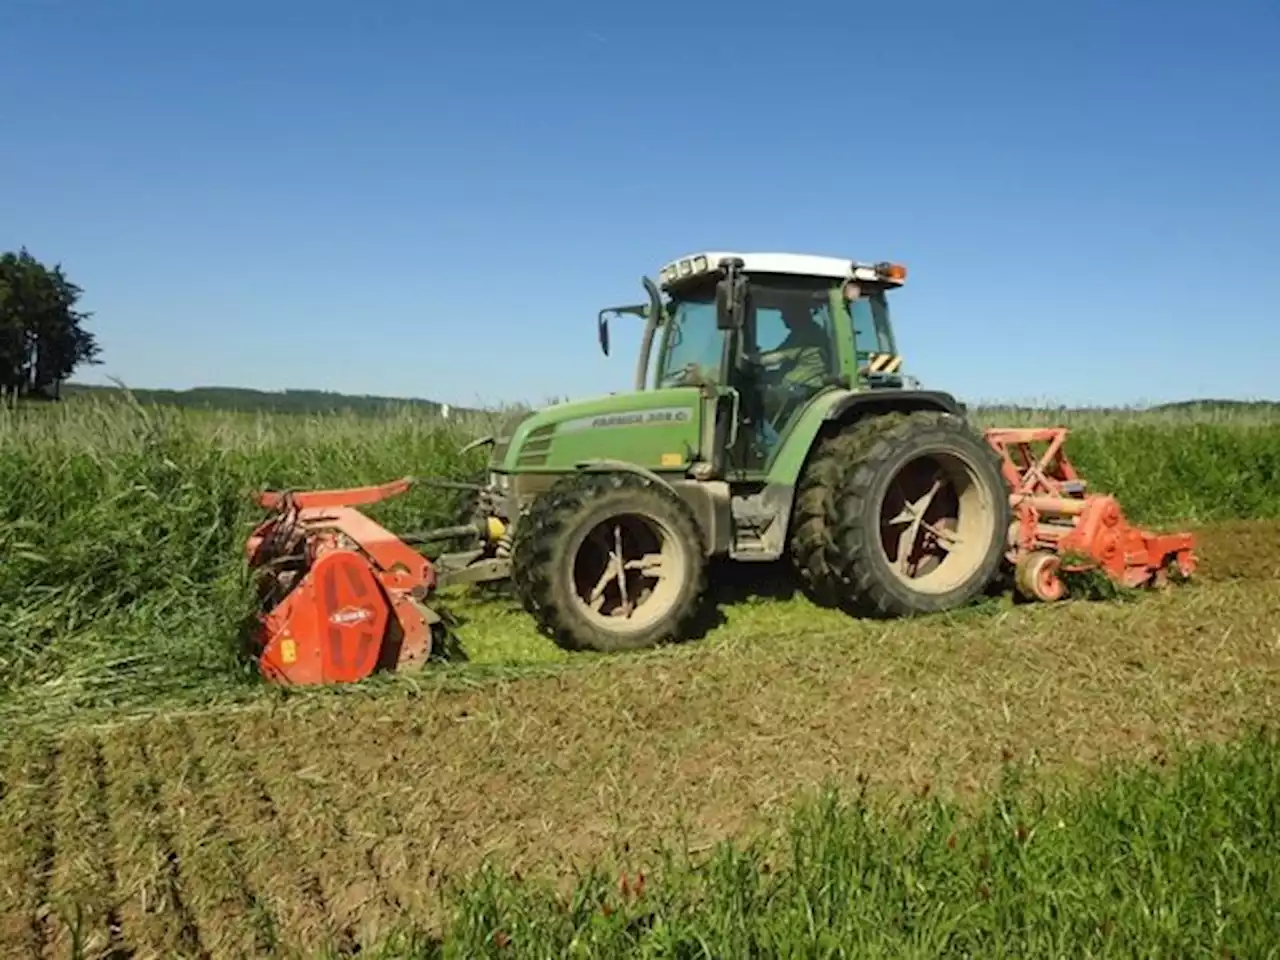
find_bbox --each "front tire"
[825,411,1010,617]
[510,472,707,652]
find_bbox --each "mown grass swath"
[355,728,1280,957]
[2,395,1280,727]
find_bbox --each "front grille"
[515,424,556,468]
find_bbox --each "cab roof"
[658,251,906,288]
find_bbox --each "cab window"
[656,296,724,387]
[849,289,897,361]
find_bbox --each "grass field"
[1,396,1279,957]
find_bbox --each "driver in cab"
[757,302,830,392]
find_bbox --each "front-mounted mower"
[244,252,1198,685]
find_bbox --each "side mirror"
[716,277,741,330]
[715,257,746,330]
[596,310,610,356]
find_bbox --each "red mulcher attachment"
[986,427,1198,602]
[244,477,441,686]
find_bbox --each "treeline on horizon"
[48,382,1280,419]
[0,249,101,398]
[57,382,478,417]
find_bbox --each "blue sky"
[3,0,1278,409]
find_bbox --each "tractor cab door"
[726,280,843,475]
[651,291,743,478]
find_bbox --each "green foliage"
[0,397,492,722]
[0,249,100,398]
[1,396,1278,724]
[397,727,1280,958]
[1039,421,1280,524]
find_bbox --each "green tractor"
[451,252,1012,652]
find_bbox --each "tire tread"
[823,410,1009,618]
[510,471,707,651]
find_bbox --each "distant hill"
[1145,398,1280,415]
[62,383,483,417]
[977,398,1280,417]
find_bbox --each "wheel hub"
[879,451,991,594]
[570,513,681,630]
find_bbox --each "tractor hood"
[489,387,704,474]
[482,409,537,468]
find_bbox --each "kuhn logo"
[329,606,373,627]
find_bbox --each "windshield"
[850,289,897,360]
[655,294,724,388]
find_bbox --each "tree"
[0,249,101,399]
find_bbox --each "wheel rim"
[878,451,993,595]
[568,512,686,632]
[1031,553,1065,601]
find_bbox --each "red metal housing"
[985,427,1197,602]
[245,478,439,685]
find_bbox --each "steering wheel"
[664,362,708,388]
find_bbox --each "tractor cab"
[596,253,907,392]
[606,251,910,472]
[649,251,907,388]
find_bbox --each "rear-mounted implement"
[244,479,443,685]
[985,427,1197,602]
[244,474,514,686]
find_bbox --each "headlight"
[659,254,713,287]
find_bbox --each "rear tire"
[824,411,1010,617]
[790,424,879,606]
[510,471,707,652]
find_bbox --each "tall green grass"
[366,726,1280,958]
[1029,421,1280,523]
[2,396,1279,726]
[0,399,494,724]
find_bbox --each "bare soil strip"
[147,718,270,959]
[40,733,121,959]
[0,738,55,960]
[100,733,206,959]
[188,720,346,958]
[233,714,401,950]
